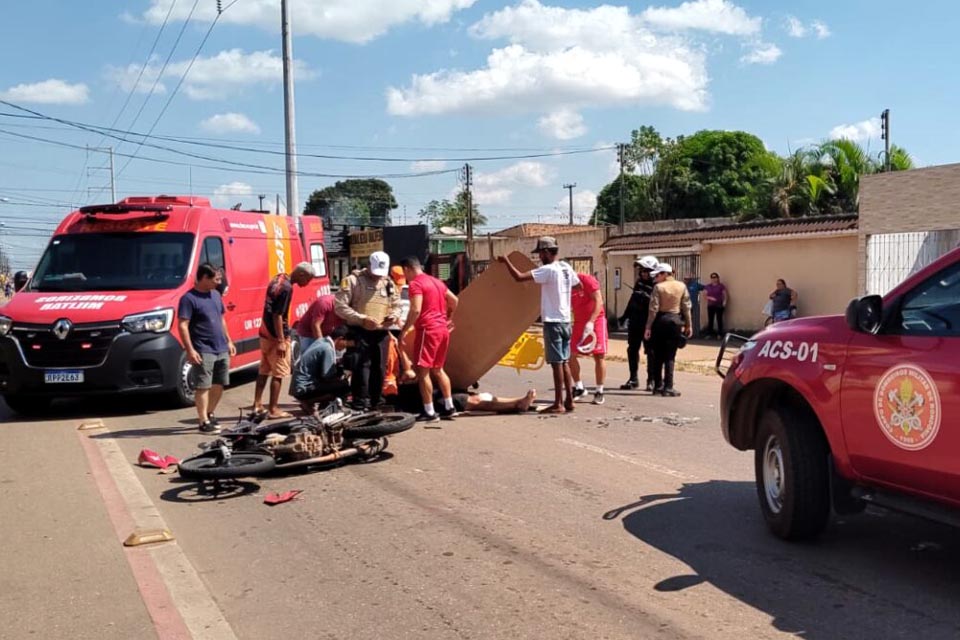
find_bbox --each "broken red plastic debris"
[137,449,180,470]
[263,490,303,506]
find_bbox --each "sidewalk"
[606,333,722,375]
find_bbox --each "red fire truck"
[719,246,960,539]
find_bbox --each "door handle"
[226,302,237,311]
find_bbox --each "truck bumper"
[0,332,183,398]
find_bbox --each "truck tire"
[754,405,831,540]
[3,395,53,417]
[172,352,198,407]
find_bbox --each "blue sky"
[1,0,957,270]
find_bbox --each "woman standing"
[704,272,728,338]
[769,279,798,323]
[644,264,692,397]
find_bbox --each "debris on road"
[137,449,179,470]
[264,490,303,506]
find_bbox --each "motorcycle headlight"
[0,316,11,337]
[121,308,174,334]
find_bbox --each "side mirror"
[845,295,882,334]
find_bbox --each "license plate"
[44,370,84,384]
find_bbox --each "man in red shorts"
[570,272,608,405]
[398,256,460,423]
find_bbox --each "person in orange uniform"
[570,272,608,405]
[398,256,459,424]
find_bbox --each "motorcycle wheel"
[178,453,276,480]
[342,412,415,439]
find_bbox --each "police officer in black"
[618,255,658,390]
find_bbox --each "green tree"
[660,130,775,219]
[418,192,486,232]
[304,179,398,227]
[590,173,654,225]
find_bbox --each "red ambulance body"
[0,196,330,414]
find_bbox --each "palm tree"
[884,145,915,171]
[815,139,878,211]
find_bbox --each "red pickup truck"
[718,246,960,539]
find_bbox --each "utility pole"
[258,194,266,211]
[281,0,299,217]
[880,108,891,172]
[464,164,473,278]
[563,182,576,225]
[617,143,626,234]
[85,146,117,202]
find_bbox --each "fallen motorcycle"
[178,400,415,481]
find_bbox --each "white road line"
[556,437,698,481]
[93,435,238,640]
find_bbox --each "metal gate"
[867,230,960,295]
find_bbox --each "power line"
[0,109,617,163]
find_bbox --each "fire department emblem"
[874,364,941,451]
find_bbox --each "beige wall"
[860,164,960,236]
[701,235,858,331]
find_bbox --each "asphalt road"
[2,362,960,639]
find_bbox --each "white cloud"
[555,189,598,223]
[538,108,587,140]
[142,0,477,45]
[410,160,448,172]
[453,160,554,206]
[0,79,89,105]
[829,117,881,142]
[213,181,254,209]
[107,49,311,101]
[200,112,261,135]
[390,1,711,118]
[785,16,830,39]
[641,0,761,36]
[741,42,782,65]
[785,16,806,38]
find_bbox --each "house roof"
[601,214,859,252]
[493,223,599,238]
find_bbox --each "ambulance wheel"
[754,405,830,540]
[172,352,198,407]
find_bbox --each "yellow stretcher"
[497,332,545,372]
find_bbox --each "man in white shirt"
[499,236,580,413]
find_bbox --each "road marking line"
[78,430,237,640]
[556,437,697,481]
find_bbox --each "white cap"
[651,263,673,276]
[369,251,390,277]
[635,255,658,270]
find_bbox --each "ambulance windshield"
[29,232,195,292]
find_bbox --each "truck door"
[197,235,245,358]
[840,259,960,503]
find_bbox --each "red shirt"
[296,294,342,338]
[408,273,448,330]
[571,273,605,324]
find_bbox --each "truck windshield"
[29,232,195,292]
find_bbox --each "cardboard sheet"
[446,251,541,390]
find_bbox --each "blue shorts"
[543,322,572,364]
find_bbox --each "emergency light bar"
[79,204,173,216]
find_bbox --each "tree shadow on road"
[606,480,960,640]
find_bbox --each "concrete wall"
[860,164,960,235]
[701,235,858,331]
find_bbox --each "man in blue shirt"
[178,263,236,433]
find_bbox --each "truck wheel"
[3,395,52,417]
[754,405,830,540]
[172,352,198,407]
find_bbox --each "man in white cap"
[619,255,658,390]
[253,261,316,419]
[335,251,402,410]
[644,263,692,396]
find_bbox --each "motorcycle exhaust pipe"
[273,446,361,470]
